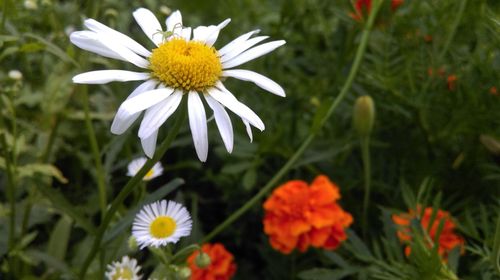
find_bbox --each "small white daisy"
[70,8,286,162]
[132,200,192,249]
[127,157,163,181]
[105,255,142,280]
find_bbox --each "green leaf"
[26,249,75,277]
[298,267,359,280]
[23,33,78,66]
[47,215,72,261]
[102,178,185,244]
[17,163,68,184]
[345,229,374,261]
[36,185,95,234]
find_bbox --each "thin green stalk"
[1,0,8,32]
[79,101,187,279]
[361,136,371,239]
[202,0,383,243]
[493,214,500,275]
[82,87,107,219]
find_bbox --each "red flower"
[350,0,403,21]
[188,243,236,280]
[392,206,464,261]
[263,175,353,254]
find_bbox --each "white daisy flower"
[70,8,286,162]
[127,157,163,181]
[105,255,142,280]
[132,200,192,249]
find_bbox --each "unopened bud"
[177,266,192,279]
[128,236,138,251]
[353,95,375,137]
[195,252,211,268]
[480,134,500,155]
[8,70,23,80]
[23,0,38,10]
[160,5,172,15]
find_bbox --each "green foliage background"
[0,0,499,279]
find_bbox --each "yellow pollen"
[144,169,154,180]
[112,267,134,280]
[149,38,222,91]
[149,216,177,238]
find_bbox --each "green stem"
[493,214,500,275]
[82,87,107,219]
[361,136,371,239]
[0,0,8,32]
[79,100,187,279]
[202,0,383,243]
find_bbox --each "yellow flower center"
[149,38,222,92]
[150,216,177,238]
[144,169,154,180]
[111,267,134,280]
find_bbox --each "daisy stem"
[361,136,372,240]
[202,0,383,243]
[79,100,187,279]
[82,87,107,219]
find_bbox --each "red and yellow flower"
[187,243,236,280]
[392,206,464,260]
[263,175,353,254]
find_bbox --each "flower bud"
[195,252,211,268]
[128,236,138,251]
[177,266,192,279]
[353,95,375,137]
[8,70,23,80]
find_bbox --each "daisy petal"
[207,86,264,131]
[181,27,191,41]
[205,95,233,153]
[138,90,183,139]
[166,10,182,32]
[96,34,150,68]
[111,80,157,134]
[119,87,174,116]
[220,36,269,63]
[133,8,163,46]
[192,25,215,42]
[222,40,286,69]
[243,119,253,142]
[83,19,151,57]
[218,29,260,56]
[188,91,208,162]
[70,31,123,61]
[141,129,158,158]
[223,69,285,97]
[204,19,231,46]
[72,70,149,84]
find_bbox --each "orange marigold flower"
[188,243,236,280]
[447,75,457,91]
[392,206,464,261]
[263,175,353,254]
